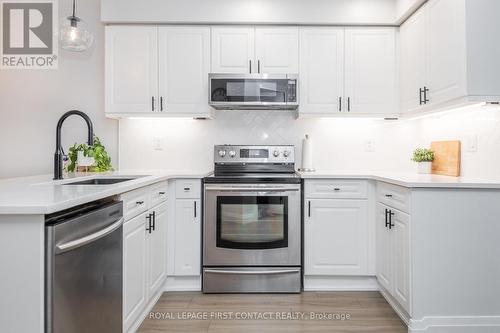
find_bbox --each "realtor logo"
[1,0,58,69]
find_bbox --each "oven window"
[216,196,288,250]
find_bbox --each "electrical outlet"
[153,136,164,151]
[466,135,478,152]
[365,140,375,152]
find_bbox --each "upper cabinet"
[158,27,210,116]
[399,0,500,115]
[105,26,211,118]
[105,26,158,115]
[299,27,397,116]
[211,26,299,74]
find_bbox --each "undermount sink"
[62,177,146,186]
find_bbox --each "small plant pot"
[417,161,432,174]
[77,151,95,168]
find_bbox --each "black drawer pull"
[159,191,166,195]
[136,201,144,205]
[333,188,340,191]
[385,194,393,198]
[184,187,191,191]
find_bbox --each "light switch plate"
[466,135,478,152]
[153,136,165,151]
[364,140,375,152]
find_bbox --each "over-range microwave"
[208,73,299,110]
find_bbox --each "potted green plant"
[65,136,113,173]
[411,148,435,174]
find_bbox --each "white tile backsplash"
[119,105,500,178]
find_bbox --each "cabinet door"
[392,210,411,313]
[376,204,393,292]
[305,199,368,275]
[211,27,254,73]
[426,0,467,106]
[105,26,158,114]
[344,28,396,114]
[400,5,427,113]
[299,28,344,114]
[123,213,147,330]
[255,27,299,74]
[174,199,201,276]
[147,202,168,296]
[158,26,210,115]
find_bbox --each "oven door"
[203,183,301,266]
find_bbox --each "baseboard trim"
[408,316,500,332]
[164,275,201,291]
[379,286,410,326]
[304,275,379,291]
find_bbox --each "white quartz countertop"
[299,170,500,189]
[0,170,210,215]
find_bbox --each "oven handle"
[204,269,300,275]
[205,187,300,192]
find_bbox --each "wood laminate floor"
[138,292,407,333]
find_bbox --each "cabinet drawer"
[305,180,368,199]
[149,181,168,207]
[175,179,201,199]
[121,188,150,221]
[377,182,410,214]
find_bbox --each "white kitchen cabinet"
[399,0,500,115]
[376,203,411,314]
[105,26,158,114]
[400,5,427,112]
[174,198,201,276]
[305,199,368,276]
[299,27,345,114]
[299,27,397,116]
[344,28,396,114]
[211,26,254,74]
[254,27,299,74]
[106,25,210,118]
[211,26,298,74]
[147,201,168,295]
[123,212,148,330]
[158,26,210,116]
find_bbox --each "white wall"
[119,105,500,179]
[0,0,118,179]
[101,0,398,25]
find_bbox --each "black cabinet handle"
[388,210,395,229]
[347,97,351,112]
[146,213,153,233]
[184,187,191,191]
[334,188,340,191]
[160,97,164,111]
[194,201,197,218]
[249,60,252,73]
[308,201,311,218]
[151,96,155,111]
[419,88,424,105]
[339,97,342,111]
[159,191,166,195]
[152,211,156,231]
[136,200,144,205]
[258,60,261,73]
[423,86,429,104]
[385,209,390,228]
[385,194,393,198]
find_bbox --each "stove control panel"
[214,145,295,164]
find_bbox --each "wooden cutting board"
[431,140,461,177]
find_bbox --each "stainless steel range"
[202,145,302,293]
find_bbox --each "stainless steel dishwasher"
[45,199,123,333]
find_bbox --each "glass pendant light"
[59,0,94,51]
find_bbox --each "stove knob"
[283,150,291,157]
[273,150,280,157]
[218,150,226,157]
[229,150,236,158]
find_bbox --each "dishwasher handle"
[55,218,124,254]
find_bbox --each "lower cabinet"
[174,198,201,275]
[305,199,369,275]
[376,203,411,313]
[123,201,168,331]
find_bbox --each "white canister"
[417,161,432,174]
